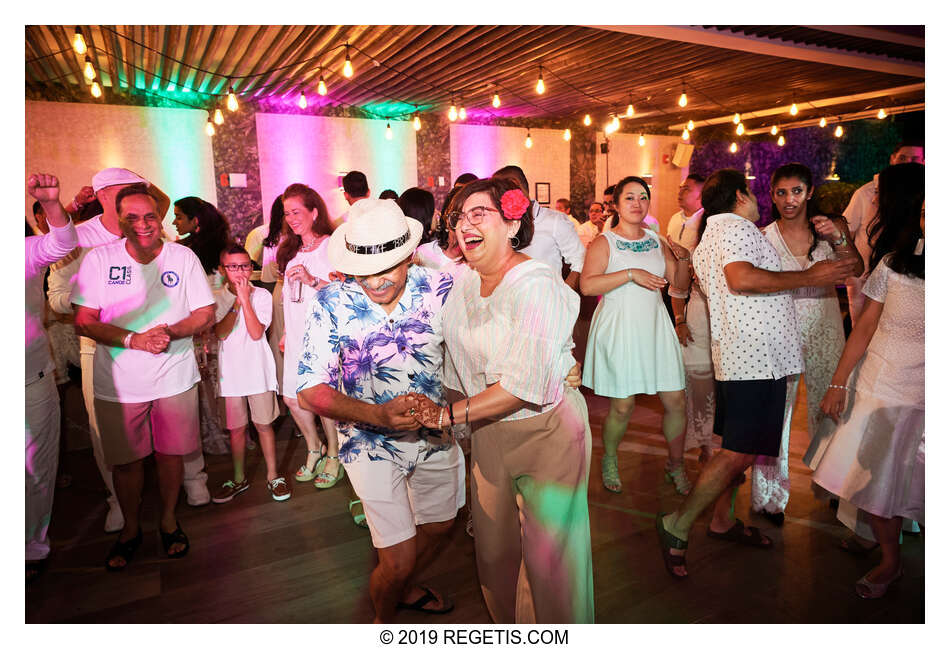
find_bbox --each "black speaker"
[600,142,610,154]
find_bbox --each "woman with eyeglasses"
[408,177,594,623]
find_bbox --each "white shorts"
[343,440,466,548]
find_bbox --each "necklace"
[300,235,320,252]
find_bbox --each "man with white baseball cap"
[296,198,464,622]
[46,168,211,535]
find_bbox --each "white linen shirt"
[442,260,579,421]
[691,213,803,381]
[666,208,704,252]
[521,202,586,274]
[214,285,278,397]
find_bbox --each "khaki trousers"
[471,388,594,623]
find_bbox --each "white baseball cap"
[92,167,150,193]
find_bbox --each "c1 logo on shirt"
[108,266,132,285]
[161,271,180,287]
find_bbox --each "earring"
[913,238,924,255]
[510,235,521,248]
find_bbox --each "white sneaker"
[183,480,211,506]
[104,501,125,533]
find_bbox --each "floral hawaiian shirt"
[296,264,455,471]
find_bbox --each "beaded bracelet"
[123,332,134,349]
[438,408,445,430]
[831,232,847,247]
[828,384,850,391]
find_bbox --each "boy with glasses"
[212,244,287,503]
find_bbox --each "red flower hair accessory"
[500,189,530,220]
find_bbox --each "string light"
[819,116,827,128]
[729,142,738,153]
[525,129,533,148]
[385,121,393,140]
[678,81,687,108]
[563,128,572,141]
[72,28,87,55]
[770,125,778,136]
[736,122,745,136]
[877,108,887,119]
[342,45,354,78]
[681,128,689,141]
[583,114,591,126]
[611,115,620,131]
[535,67,545,94]
[213,108,224,125]
[459,104,467,120]
[83,56,96,81]
[297,91,308,109]
[205,117,215,136]
[732,113,741,124]
[90,80,102,98]
[317,76,327,96]
[687,120,695,131]
[492,93,501,108]
[777,135,786,147]
[638,134,645,146]
[834,123,844,138]
[227,86,238,112]
[627,94,635,118]
[448,102,458,122]
[413,113,422,131]
[790,102,799,116]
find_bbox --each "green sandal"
[314,455,344,489]
[601,454,622,493]
[295,446,327,482]
[348,499,369,528]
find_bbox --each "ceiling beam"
[744,102,925,135]
[587,25,924,78]
[803,26,924,49]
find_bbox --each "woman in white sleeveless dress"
[581,176,692,495]
[750,164,863,525]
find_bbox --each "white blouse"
[441,259,579,421]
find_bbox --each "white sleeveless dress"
[582,229,685,397]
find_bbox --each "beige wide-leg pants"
[471,388,594,623]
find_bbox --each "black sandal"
[160,522,190,559]
[655,513,689,579]
[397,585,455,614]
[105,529,143,571]
[706,519,773,549]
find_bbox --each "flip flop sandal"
[105,528,143,572]
[396,585,455,614]
[706,519,772,549]
[348,499,369,528]
[655,512,689,579]
[601,455,622,493]
[160,523,190,559]
[838,535,879,557]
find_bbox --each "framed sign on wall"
[535,182,550,205]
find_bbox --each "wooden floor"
[27,378,924,624]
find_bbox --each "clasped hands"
[129,324,171,354]
[378,393,451,444]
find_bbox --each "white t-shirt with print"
[71,239,214,402]
[214,285,278,397]
[692,212,803,382]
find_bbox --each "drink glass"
[289,278,303,303]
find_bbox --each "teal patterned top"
[615,236,659,253]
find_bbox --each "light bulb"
[413,114,421,131]
[678,92,687,108]
[298,91,308,109]
[733,113,741,124]
[536,69,545,94]
[343,48,354,78]
[448,104,458,121]
[834,124,843,138]
[627,103,635,118]
[563,128,572,141]
[777,135,786,147]
[90,81,102,98]
[877,108,887,119]
[385,122,393,140]
[525,131,533,148]
[736,122,745,136]
[819,116,827,128]
[790,102,798,116]
[638,134,645,146]
[583,114,591,126]
[205,119,215,137]
[681,128,689,141]
[770,125,778,136]
[687,120,694,131]
[83,56,95,81]
[492,93,500,108]
[213,108,224,125]
[459,106,467,120]
[317,76,327,96]
[227,87,238,112]
[729,142,738,153]
[72,28,87,55]
[612,115,620,130]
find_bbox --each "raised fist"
[27,173,60,203]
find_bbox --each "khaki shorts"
[344,440,465,549]
[94,385,200,466]
[223,392,279,429]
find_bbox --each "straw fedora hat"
[328,198,423,276]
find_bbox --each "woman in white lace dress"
[750,164,863,525]
[808,162,924,598]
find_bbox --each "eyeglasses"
[445,205,499,229]
[223,263,253,271]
